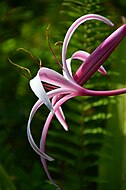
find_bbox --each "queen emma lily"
[27,14,126,189]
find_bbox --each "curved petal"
[56,106,68,131]
[63,58,72,79]
[72,50,107,77]
[72,50,90,61]
[40,112,58,188]
[39,67,73,88]
[52,96,68,131]
[40,93,77,189]
[98,66,107,76]
[27,99,54,161]
[62,14,114,81]
[27,87,73,161]
[30,69,53,111]
[27,85,75,161]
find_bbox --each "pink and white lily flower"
[27,14,126,189]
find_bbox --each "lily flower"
[27,14,126,189]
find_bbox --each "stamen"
[54,41,63,61]
[17,48,40,66]
[8,58,32,80]
[46,25,63,69]
[38,57,42,68]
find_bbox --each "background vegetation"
[0,0,126,190]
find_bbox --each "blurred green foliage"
[0,0,62,189]
[0,0,126,190]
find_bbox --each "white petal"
[30,69,53,111]
[63,58,72,79]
